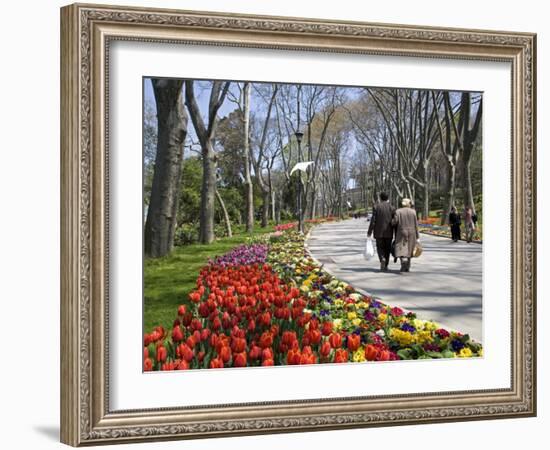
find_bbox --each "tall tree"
[185,80,230,244]
[459,93,483,212]
[250,84,279,227]
[434,91,463,224]
[144,79,188,257]
[242,82,254,232]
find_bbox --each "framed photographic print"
[60,2,536,446]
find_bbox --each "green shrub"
[174,223,199,246]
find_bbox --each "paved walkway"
[306,219,483,342]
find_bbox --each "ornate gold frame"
[60,3,536,446]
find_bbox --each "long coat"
[392,207,419,258]
[367,201,395,239]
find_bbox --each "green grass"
[144,224,276,333]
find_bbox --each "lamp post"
[294,130,304,234]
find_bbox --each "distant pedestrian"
[367,192,395,271]
[449,206,461,242]
[392,198,419,272]
[464,206,476,243]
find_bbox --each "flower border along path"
[418,222,482,244]
[143,227,482,371]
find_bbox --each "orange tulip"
[329,333,343,349]
[347,334,361,352]
[364,344,379,361]
[334,348,349,363]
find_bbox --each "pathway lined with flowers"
[307,219,483,342]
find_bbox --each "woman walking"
[392,198,419,272]
[464,206,476,243]
[449,206,461,242]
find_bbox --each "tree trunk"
[441,163,456,225]
[215,189,232,238]
[423,179,430,220]
[464,161,475,212]
[243,82,254,232]
[261,189,269,228]
[275,192,281,224]
[200,147,217,244]
[310,186,317,219]
[461,94,482,213]
[271,189,276,222]
[144,79,187,258]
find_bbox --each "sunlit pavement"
[307,218,483,342]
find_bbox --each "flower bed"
[144,229,482,371]
[418,223,482,243]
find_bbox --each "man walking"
[367,192,395,271]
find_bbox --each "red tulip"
[186,335,196,349]
[320,341,331,358]
[177,305,186,316]
[210,333,219,348]
[259,332,273,349]
[261,347,274,362]
[282,331,297,346]
[143,357,153,371]
[197,351,205,363]
[209,357,224,369]
[181,312,193,327]
[261,358,274,366]
[222,312,232,329]
[219,345,232,363]
[143,347,149,360]
[198,302,210,318]
[329,333,343,349]
[156,345,167,363]
[190,319,202,331]
[278,343,289,354]
[176,360,190,370]
[172,325,184,342]
[233,352,247,367]
[378,350,391,361]
[334,348,349,363]
[309,329,322,345]
[189,292,201,303]
[347,334,361,352]
[211,317,222,331]
[177,343,194,362]
[287,348,301,365]
[300,352,317,364]
[193,330,201,343]
[200,328,211,342]
[161,361,176,371]
[249,345,262,360]
[232,326,246,339]
[321,321,333,336]
[144,333,152,347]
[231,337,247,353]
[259,311,271,327]
[247,319,256,332]
[365,344,379,361]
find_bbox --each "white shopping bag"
[364,238,375,260]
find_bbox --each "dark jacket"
[449,212,461,226]
[368,201,395,239]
